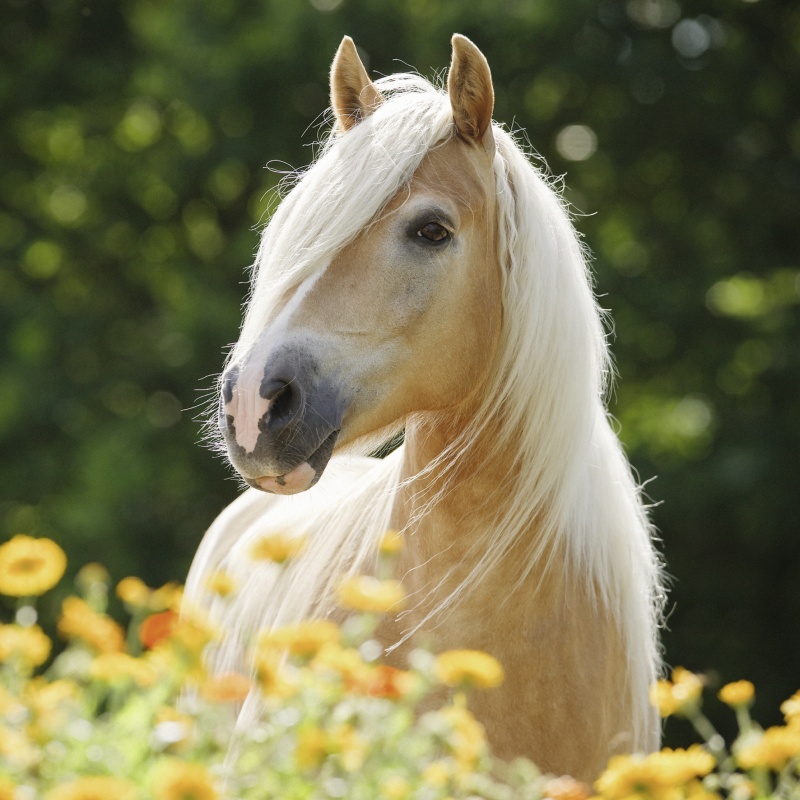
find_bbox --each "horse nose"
[260,377,303,435]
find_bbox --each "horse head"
[219,36,503,494]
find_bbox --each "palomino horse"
[185,35,664,781]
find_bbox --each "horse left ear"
[447,34,495,149]
[330,36,383,131]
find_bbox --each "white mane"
[187,73,664,752]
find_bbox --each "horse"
[184,34,665,782]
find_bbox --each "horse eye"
[417,222,450,243]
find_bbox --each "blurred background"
[1,0,798,746]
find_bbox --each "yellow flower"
[259,620,340,657]
[0,777,15,800]
[596,745,714,799]
[254,650,296,698]
[336,575,405,613]
[200,671,252,703]
[0,623,51,667]
[649,668,704,718]
[116,576,152,607]
[379,529,404,555]
[45,776,138,800]
[295,725,330,769]
[718,680,755,708]
[0,535,66,597]
[203,570,238,597]
[380,776,411,799]
[58,596,125,653]
[435,649,505,689]
[781,690,800,727]
[24,678,78,732]
[249,532,306,563]
[152,759,218,800]
[735,725,800,771]
[312,643,370,683]
[441,702,488,769]
[422,760,452,788]
[89,652,158,687]
[150,581,183,612]
[75,562,110,591]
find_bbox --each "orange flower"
[201,672,252,703]
[58,596,125,653]
[544,775,592,800]
[358,664,416,699]
[140,610,179,649]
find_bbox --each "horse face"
[219,36,501,495]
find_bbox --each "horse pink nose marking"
[255,462,315,495]
[224,363,272,453]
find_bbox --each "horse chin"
[245,429,339,495]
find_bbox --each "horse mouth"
[245,429,339,495]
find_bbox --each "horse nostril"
[261,379,298,430]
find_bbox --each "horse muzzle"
[218,349,345,495]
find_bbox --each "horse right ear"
[447,34,495,149]
[330,36,383,131]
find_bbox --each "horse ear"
[330,36,383,131]
[447,34,494,148]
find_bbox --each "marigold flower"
[254,650,296,698]
[0,623,51,668]
[200,671,252,703]
[45,776,138,800]
[150,581,183,612]
[441,703,488,769]
[336,575,405,613]
[0,534,66,597]
[359,664,416,699]
[435,649,505,689]
[249,531,306,563]
[544,775,592,800]
[259,620,340,657]
[295,725,329,769]
[781,690,800,727]
[735,725,800,771]
[152,759,218,800]
[0,777,15,800]
[89,652,158,686]
[379,529,404,555]
[718,680,755,708]
[140,610,179,649]
[203,570,238,597]
[58,596,125,653]
[312,643,370,684]
[649,668,704,717]
[116,575,152,607]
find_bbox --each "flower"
[595,745,715,799]
[544,775,592,800]
[336,575,405,613]
[140,610,179,649]
[435,649,505,689]
[152,759,218,800]
[254,649,296,698]
[441,702,488,769]
[249,531,306,563]
[718,680,755,708]
[649,668,704,718]
[150,582,183,612]
[0,623,51,667]
[203,570,238,597]
[0,535,66,597]
[735,725,800,771]
[781,690,800,727]
[379,529,404,555]
[58,596,125,653]
[89,652,158,686]
[116,575,152,607]
[200,672,252,703]
[45,776,138,800]
[259,620,340,657]
[0,777,15,800]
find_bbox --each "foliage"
[1,536,800,800]
[1,0,798,746]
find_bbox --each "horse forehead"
[407,139,494,208]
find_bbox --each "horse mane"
[190,71,664,752]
